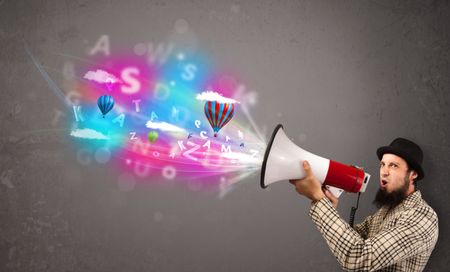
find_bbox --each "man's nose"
[380,167,389,177]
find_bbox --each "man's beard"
[373,176,410,208]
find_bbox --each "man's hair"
[405,164,418,189]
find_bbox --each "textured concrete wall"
[1,0,449,271]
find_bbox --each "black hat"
[376,138,424,180]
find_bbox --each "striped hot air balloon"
[204,101,235,137]
[97,95,115,118]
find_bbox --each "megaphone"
[260,124,370,197]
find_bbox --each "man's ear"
[410,171,418,181]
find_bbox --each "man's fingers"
[323,189,339,208]
[302,160,313,176]
[323,188,335,198]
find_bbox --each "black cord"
[349,192,361,228]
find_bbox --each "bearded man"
[290,138,439,271]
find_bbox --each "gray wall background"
[1,0,449,271]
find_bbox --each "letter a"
[89,35,110,56]
[112,113,126,127]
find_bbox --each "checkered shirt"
[309,191,438,271]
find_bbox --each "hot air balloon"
[204,101,235,137]
[147,131,158,143]
[97,95,114,118]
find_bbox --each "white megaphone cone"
[260,124,370,197]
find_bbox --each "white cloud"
[196,91,240,104]
[145,121,186,133]
[70,128,110,140]
[83,69,121,84]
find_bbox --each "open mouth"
[381,180,388,187]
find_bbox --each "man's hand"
[323,188,339,209]
[289,160,325,202]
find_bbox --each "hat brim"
[377,146,424,180]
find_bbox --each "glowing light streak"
[24,42,70,107]
[220,152,262,165]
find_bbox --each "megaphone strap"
[349,192,361,227]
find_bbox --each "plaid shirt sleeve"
[353,214,373,239]
[309,197,438,271]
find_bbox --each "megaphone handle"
[349,192,361,227]
[325,185,344,198]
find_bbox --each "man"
[290,138,439,271]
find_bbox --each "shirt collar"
[401,190,422,209]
